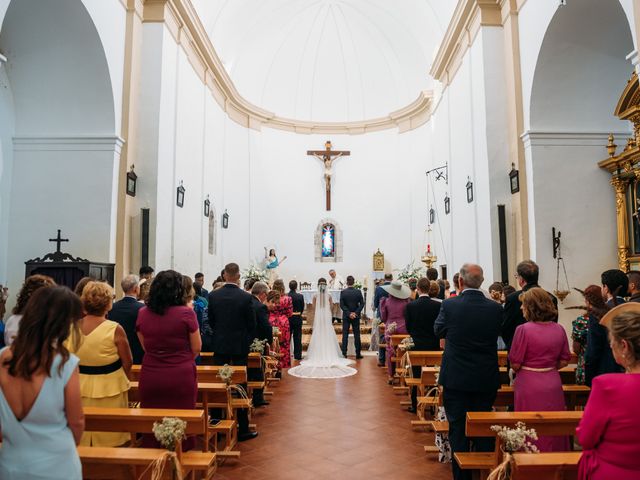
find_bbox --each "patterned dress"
[270,295,293,369]
[572,315,589,385]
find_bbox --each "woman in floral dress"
[269,280,293,369]
[571,285,607,385]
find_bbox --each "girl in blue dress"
[0,286,84,480]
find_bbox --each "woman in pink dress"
[509,288,571,452]
[269,280,292,369]
[380,281,411,381]
[577,304,640,480]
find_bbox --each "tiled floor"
[213,357,451,479]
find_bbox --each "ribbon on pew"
[139,451,183,480]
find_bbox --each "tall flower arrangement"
[396,261,424,285]
[243,263,269,283]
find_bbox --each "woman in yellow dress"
[70,281,132,446]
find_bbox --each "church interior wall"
[0,0,120,306]
[523,0,634,331]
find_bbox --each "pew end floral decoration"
[153,417,187,451]
[250,338,269,354]
[398,336,415,351]
[272,326,281,337]
[487,422,538,480]
[386,322,398,335]
[217,364,234,385]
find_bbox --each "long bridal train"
[288,291,356,379]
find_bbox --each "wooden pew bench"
[454,411,583,479]
[128,382,240,456]
[79,446,216,480]
[512,451,580,480]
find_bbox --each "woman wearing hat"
[380,280,411,382]
[577,303,640,480]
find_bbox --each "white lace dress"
[288,292,356,379]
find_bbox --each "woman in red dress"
[136,270,201,449]
[269,280,292,369]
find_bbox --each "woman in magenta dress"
[509,288,571,452]
[577,304,640,480]
[269,280,293,369]
[136,270,201,449]
[380,281,411,381]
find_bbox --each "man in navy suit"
[107,274,145,364]
[434,264,502,480]
[288,280,305,360]
[404,277,442,412]
[339,275,364,359]
[208,263,257,441]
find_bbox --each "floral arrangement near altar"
[352,281,363,290]
[152,417,187,451]
[242,263,269,283]
[487,422,539,480]
[396,261,424,285]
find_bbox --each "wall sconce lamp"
[126,165,137,197]
[222,209,229,229]
[444,194,450,215]
[203,195,210,217]
[466,177,474,203]
[176,181,185,208]
[509,163,520,194]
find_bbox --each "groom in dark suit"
[288,280,305,361]
[208,262,258,441]
[434,264,502,480]
[339,275,364,359]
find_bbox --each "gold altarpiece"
[599,72,640,272]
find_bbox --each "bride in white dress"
[288,279,357,379]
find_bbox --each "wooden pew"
[79,446,216,480]
[130,365,248,386]
[128,382,239,456]
[493,385,590,411]
[455,411,583,479]
[84,406,206,446]
[512,452,580,480]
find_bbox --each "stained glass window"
[322,224,335,257]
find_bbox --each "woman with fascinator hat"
[380,280,411,383]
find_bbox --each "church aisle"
[213,358,451,480]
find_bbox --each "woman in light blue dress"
[0,286,85,480]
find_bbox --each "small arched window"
[322,224,335,258]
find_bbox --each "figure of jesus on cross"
[307,140,350,211]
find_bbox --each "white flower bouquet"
[399,336,415,351]
[396,261,424,285]
[152,417,187,451]
[250,338,269,353]
[217,364,234,385]
[487,422,539,480]
[242,263,269,283]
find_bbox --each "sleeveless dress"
[70,320,130,447]
[288,292,356,379]
[136,305,198,450]
[0,350,82,480]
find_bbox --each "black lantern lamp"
[176,181,185,208]
[126,165,137,197]
[429,206,435,224]
[466,177,474,203]
[203,195,210,217]
[444,194,450,215]
[509,162,520,194]
[222,209,229,229]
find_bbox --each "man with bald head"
[434,264,502,480]
[108,274,145,364]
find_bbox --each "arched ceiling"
[193,0,456,123]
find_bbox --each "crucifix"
[49,229,69,253]
[306,140,350,211]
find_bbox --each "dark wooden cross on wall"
[306,140,350,211]
[49,229,69,253]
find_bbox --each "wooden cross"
[49,229,69,253]
[306,140,350,211]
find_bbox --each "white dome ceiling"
[193,0,456,123]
